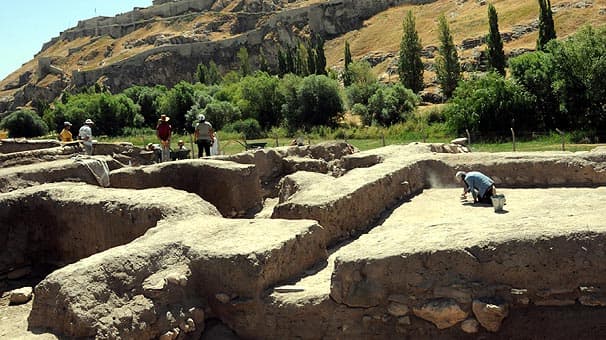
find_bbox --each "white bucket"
[491,194,506,212]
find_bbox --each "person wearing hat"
[146,142,162,163]
[172,139,190,160]
[455,171,496,204]
[194,114,214,158]
[156,114,172,162]
[78,119,95,155]
[59,121,73,142]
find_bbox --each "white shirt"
[79,125,93,145]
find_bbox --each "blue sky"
[0,0,151,80]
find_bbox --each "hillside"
[0,0,604,114]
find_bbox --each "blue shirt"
[464,171,494,200]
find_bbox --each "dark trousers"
[478,186,495,204]
[196,139,212,157]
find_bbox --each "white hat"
[64,121,72,126]
[455,171,466,182]
[198,114,205,122]
[85,119,94,125]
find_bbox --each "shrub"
[0,109,48,138]
[444,72,535,137]
[223,118,263,139]
[367,83,419,126]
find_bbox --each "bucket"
[491,194,506,212]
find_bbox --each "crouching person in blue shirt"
[455,171,496,204]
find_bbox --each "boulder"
[9,286,33,304]
[472,299,509,332]
[412,299,468,329]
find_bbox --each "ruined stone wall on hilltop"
[71,0,434,92]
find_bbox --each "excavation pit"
[1,143,606,339]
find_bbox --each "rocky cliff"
[0,0,431,115]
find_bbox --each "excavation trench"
[2,143,606,339]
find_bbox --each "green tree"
[1,109,48,138]
[509,51,561,130]
[207,61,222,85]
[368,83,419,126]
[281,75,343,131]
[342,40,353,86]
[124,85,167,126]
[444,72,535,136]
[235,72,284,129]
[195,63,208,84]
[398,10,424,93]
[549,26,606,132]
[537,0,556,51]
[486,3,506,75]
[157,81,197,131]
[436,14,461,98]
[237,47,251,77]
[313,35,327,75]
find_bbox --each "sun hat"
[455,171,466,182]
[159,114,170,122]
[198,114,205,122]
[84,119,94,125]
[64,121,72,126]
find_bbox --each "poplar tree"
[237,47,251,76]
[486,3,506,75]
[436,14,461,98]
[537,0,557,50]
[398,10,424,93]
[343,40,353,86]
[314,35,327,75]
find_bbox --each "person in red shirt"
[156,114,172,162]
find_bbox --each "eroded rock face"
[472,299,509,332]
[412,299,468,329]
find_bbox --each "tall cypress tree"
[537,0,557,50]
[436,14,460,98]
[237,47,251,76]
[398,10,424,93]
[486,3,506,75]
[343,40,353,86]
[314,35,327,75]
[194,63,208,84]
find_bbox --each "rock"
[387,302,409,317]
[189,307,205,324]
[472,299,509,332]
[413,299,468,329]
[216,293,231,303]
[9,286,33,304]
[510,288,529,305]
[274,285,305,293]
[461,318,479,333]
[159,330,178,340]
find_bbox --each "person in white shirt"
[78,119,94,155]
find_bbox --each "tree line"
[2,0,604,143]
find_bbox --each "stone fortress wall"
[59,0,434,90]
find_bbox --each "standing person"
[156,114,172,162]
[59,121,73,142]
[455,171,496,204]
[78,119,94,155]
[194,114,214,158]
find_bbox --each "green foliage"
[398,10,424,93]
[195,63,209,84]
[313,35,327,75]
[509,51,561,130]
[281,74,343,131]
[548,26,606,132]
[486,4,506,75]
[0,109,48,138]
[234,72,283,129]
[436,14,461,98]
[237,47,251,77]
[156,81,197,132]
[123,85,168,127]
[202,101,242,131]
[223,118,263,139]
[342,40,353,86]
[45,92,141,136]
[351,103,370,126]
[444,72,535,136]
[368,83,419,126]
[207,61,222,85]
[537,0,556,51]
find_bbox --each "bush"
[367,83,419,126]
[223,118,263,139]
[444,72,535,136]
[0,109,48,138]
